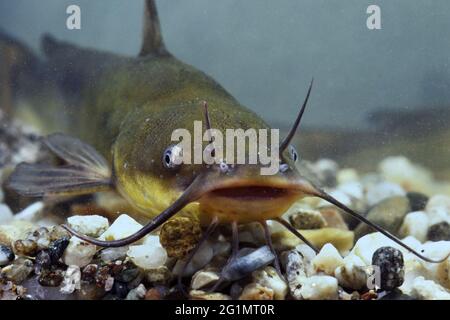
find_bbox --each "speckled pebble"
[159,216,201,258]
[372,246,404,291]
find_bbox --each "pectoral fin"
[7,133,112,197]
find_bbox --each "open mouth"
[209,185,292,200]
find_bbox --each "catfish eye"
[289,145,299,162]
[163,145,183,169]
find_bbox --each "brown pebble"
[159,216,201,258]
[320,207,348,230]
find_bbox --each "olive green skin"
[54,50,276,217]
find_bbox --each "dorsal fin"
[139,0,169,57]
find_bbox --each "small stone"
[48,225,70,241]
[0,220,34,246]
[125,283,146,300]
[312,243,344,275]
[313,159,339,187]
[281,245,317,298]
[379,288,414,300]
[48,237,70,263]
[62,237,97,267]
[355,196,410,239]
[104,276,114,292]
[127,235,168,270]
[0,204,13,224]
[289,208,327,230]
[173,241,214,277]
[115,265,140,283]
[239,283,274,300]
[99,214,143,242]
[410,276,450,300]
[335,254,368,290]
[1,258,33,284]
[406,192,429,212]
[252,266,287,300]
[81,264,99,283]
[159,216,201,258]
[113,281,129,299]
[319,207,348,230]
[273,228,354,254]
[13,239,38,257]
[365,182,406,207]
[99,247,128,262]
[299,275,339,300]
[76,282,106,300]
[427,222,450,242]
[190,289,231,300]
[220,246,274,282]
[372,246,404,291]
[0,245,14,266]
[144,286,168,300]
[14,202,44,221]
[60,265,81,294]
[351,232,404,265]
[426,194,450,212]
[34,250,51,274]
[38,269,64,287]
[337,168,359,184]
[67,215,109,237]
[379,156,433,193]
[338,181,364,200]
[191,268,220,290]
[399,211,429,243]
[145,266,172,285]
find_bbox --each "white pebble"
[427,206,450,225]
[335,254,368,290]
[312,243,344,275]
[299,275,338,300]
[191,269,220,290]
[62,237,97,267]
[67,215,109,237]
[127,235,167,270]
[379,156,433,192]
[60,265,81,294]
[410,276,450,300]
[399,211,429,242]
[365,181,405,207]
[173,241,214,276]
[337,168,359,184]
[426,194,450,212]
[14,202,44,221]
[0,204,13,224]
[99,214,143,242]
[252,266,288,300]
[338,181,364,200]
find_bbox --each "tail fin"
[0,29,40,118]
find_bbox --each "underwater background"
[1,0,450,175]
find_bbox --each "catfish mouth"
[209,185,293,201]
